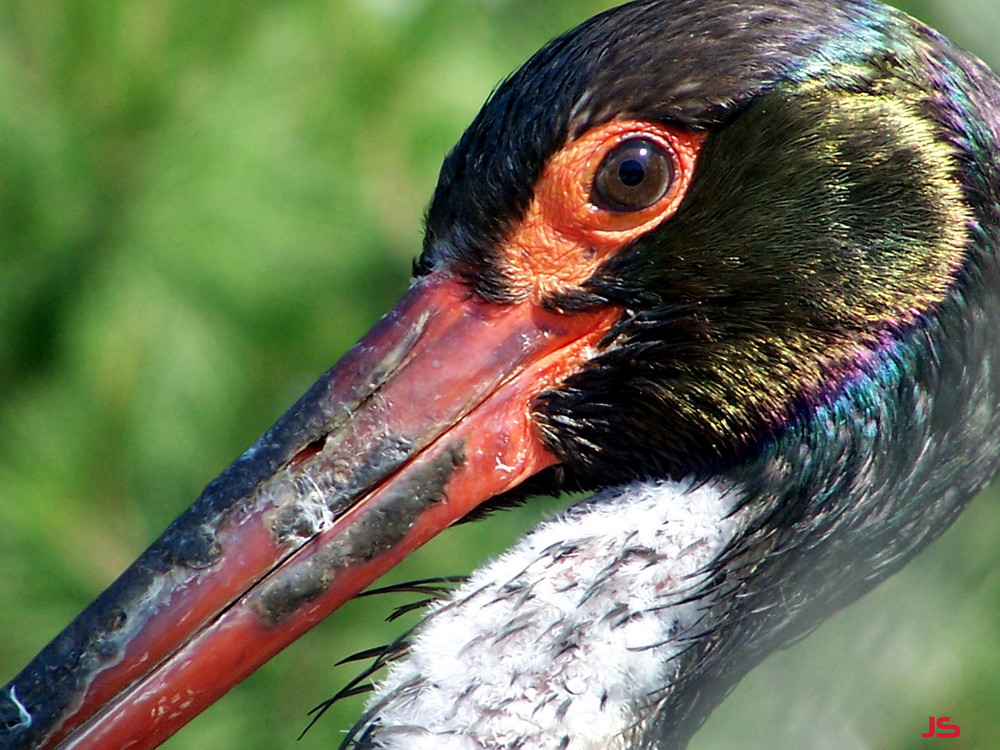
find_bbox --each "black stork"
[3,0,1000,748]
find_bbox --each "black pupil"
[618,158,646,187]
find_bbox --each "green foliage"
[0,2,998,748]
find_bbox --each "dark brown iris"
[593,137,674,212]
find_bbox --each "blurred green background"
[1,1,999,748]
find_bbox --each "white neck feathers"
[361,479,746,750]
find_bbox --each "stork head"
[4,1,1000,748]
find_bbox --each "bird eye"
[592,137,674,212]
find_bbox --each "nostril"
[290,435,328,470]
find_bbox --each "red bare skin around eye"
[502,119,706,303]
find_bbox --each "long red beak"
[1,271,619,750]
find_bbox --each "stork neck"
[353,480,749,750]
